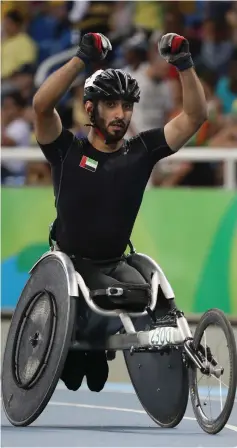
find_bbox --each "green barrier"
[2,187,237,315]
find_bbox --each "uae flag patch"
[79,155,98,172]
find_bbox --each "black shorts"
[71,255,148,340]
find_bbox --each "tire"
[2,255,76,427]
[189,308,237,434]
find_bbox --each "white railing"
[34,45,81,88]
[1,147,237,190]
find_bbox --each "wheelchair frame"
[3,243,236,434]
[29,248,221,378]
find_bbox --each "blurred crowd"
[1,0,237,188]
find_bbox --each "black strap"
[128,240,136,254]
[91,287,124,298]
[90,283,151,301]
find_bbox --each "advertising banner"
[2,188,237,315]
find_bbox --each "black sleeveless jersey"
[39,128,173,260]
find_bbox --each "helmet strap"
[84,102,108,142]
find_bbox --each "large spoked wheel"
[189,308,237,434]
[2,255,76,427]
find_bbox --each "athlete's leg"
[61,256,154,392]
[61,257,113,392]
[61,257,134,392]
[60,349,86,391]
[108,259,147,284]
[127,254,177,320]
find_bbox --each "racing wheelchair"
[2,236,237,435]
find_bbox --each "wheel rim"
[192,322,232,422]
[13,290,57,389]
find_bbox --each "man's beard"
[95,111,130,144]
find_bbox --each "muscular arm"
[164,68,208,152]
[33,57,84,144]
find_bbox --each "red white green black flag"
[80,155,98,172]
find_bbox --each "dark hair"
[14,64,36,76]
[5,10,24,25]
[4,91,27,108]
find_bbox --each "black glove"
[158,33,194,71]
[76,33,112,63]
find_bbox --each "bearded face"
[86,99,134,143]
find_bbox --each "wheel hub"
[29,331,41,349]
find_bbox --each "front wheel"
[189,308,237,434]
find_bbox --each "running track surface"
[1,382,237,447]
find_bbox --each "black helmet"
[84,68,140,103]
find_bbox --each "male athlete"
[33,33,207,392]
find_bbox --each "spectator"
[1,92,31,185]
[1,10,37,79]
[123,32,173,136]
[8,65,37,139]
[163,4,185,35]
[25,162,52,186]
[205,1,233,21]
[198,18,234,77]
[28,2,72,63]
[226,2,237,45]
[208,99,237,184]
[160,7,188,82]
[68,0,89,25]
[133,1,163,37]
[209,120,237,149]
[215,53,237,116]
[209,92,237,149]
[69,1,114,37]
[1,1,236,189]
[151,71,222,188]
[193,68,222,141]
[177,0,205,28]
[10,64,36,104]
[108,1,134,41]
[1,1,29,19]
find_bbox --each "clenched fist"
[76,33,112,63]
[158,33,194,71]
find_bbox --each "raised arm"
[33,58,84,144]
[158,33,207,152]
[33,33,112,145]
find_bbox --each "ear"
[85,100,94,118]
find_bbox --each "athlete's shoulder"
[125,133,148,153]
[38,128,88,165]
[129,128,171,151]
[56,128,88,147]
[126,128,173,162]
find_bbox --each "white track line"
[1,394,236,432]
[49,400,237,433]
[56,382,237,402]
